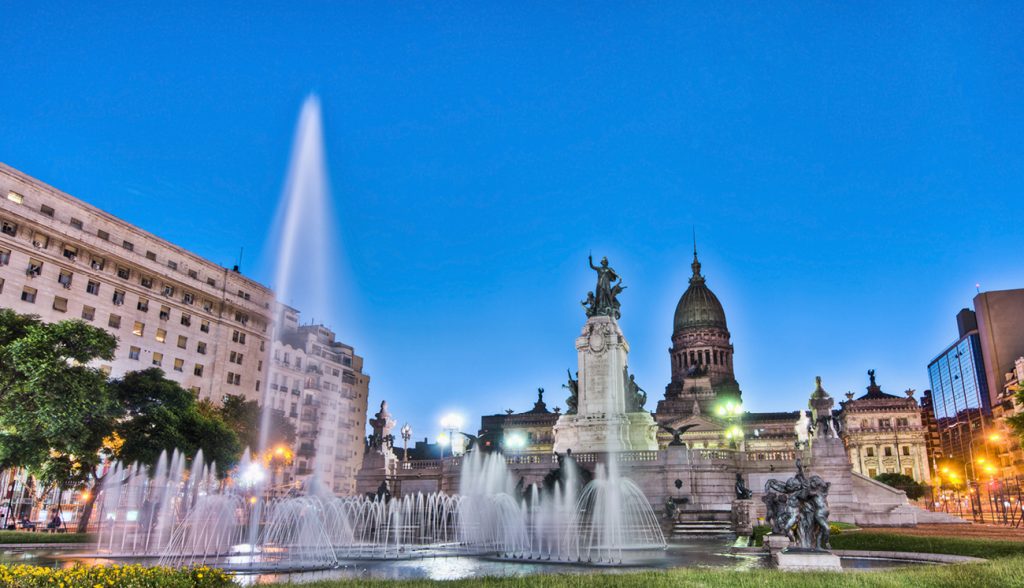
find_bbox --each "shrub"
[0,563,232,588]
[874,473,929,500]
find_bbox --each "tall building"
[267,305,370,495]
[927,308,991,475]
[974,288,1024,407]
[0,163,273,402]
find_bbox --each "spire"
[690,228,703,283]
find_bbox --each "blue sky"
[2,3,1022,442]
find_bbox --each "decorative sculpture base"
[553,411,658,453]
[775,548,842,572]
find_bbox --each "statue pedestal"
[774,548,842,571]
[553,315,658,453]
[732,499,754,535]
[764,533,791,554]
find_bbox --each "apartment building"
[0,163,273,403]
[267,305,369,495]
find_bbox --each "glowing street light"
[440,413,464,458]
[505,432,527,451]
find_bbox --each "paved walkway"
[864,523,1024,542]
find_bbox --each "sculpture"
[794,410,810,448]
[623,370,647,411]
[367,400,396,450]
[735,473,753,499]
[660,423,697,446]
[583,255,626,318]
[763,459,832,550]
[664,497,678,521]
[562,369,579,415]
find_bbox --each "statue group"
[762,459,833,551]
[582,255,626,319]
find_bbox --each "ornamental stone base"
[774,548,842,571]
[553,411,658,454]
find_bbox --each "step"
[672,521,734,536]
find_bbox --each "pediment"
[662,415,725,433]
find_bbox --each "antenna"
[976,282,981,294]
[692,226,697,256]
[237,247,244,271]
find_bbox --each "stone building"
[837,373,932,484]
[990,357,1024,479]
[478,388,561,454]
[0,163,273,403]
[267,304,370,495]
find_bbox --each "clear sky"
[2,3,1022,443]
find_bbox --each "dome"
[673,252,728,333]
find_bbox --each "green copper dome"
[673,252,728,333]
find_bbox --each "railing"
[692,449,736,461]
[402,460,443,470]
[744,450,798,462]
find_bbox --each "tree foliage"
[217,393,296,453]
[874,472,928,500]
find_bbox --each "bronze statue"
[623,369,647,412]
[763,458,833,550]
[735,473,753,499]
[562,369,579,414]
[583,255,626,318]
[660,423,697,446]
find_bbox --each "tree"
[109,369,242,477]
[216,393,296,453]
[1004,381,1024,449]
[874,472,928,500]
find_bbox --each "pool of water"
[0,538,932,583]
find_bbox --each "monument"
[553,256,658,453]
[763,459,842,571]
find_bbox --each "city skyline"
[3,4,1022,441]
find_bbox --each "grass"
[0,530,90,544]
[266,556,1024,587]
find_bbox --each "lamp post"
[400,423,412,462]
[440,414,464,458]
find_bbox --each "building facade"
[478,388,560,454]
[990,357,1024,479]
[0,163,273,403]
[267,305,370,495]
[837,374,931,484]
[927,308,992,474]
[975,289,1024,408]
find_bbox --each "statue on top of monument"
[563,369,579,415]
[584,254,626,319]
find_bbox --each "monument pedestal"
[553,315,658,453]
[775,548,842,571]
[732,499,754,535]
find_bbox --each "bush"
[874,473,929,500]
[0,531,90,544]
[0,564,232,588]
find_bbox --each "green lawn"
[0,530,90,544]
[831,531,1024,560]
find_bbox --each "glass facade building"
[927,332,991,476]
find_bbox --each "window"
[234,311,249,325]
[112,290,125,305]
[194,364,204,377]
[99,365,111,376]
[129,346,140,360]
[865,447,875,457]
[902,446,911,456]
[62,245,77,260]
[0,248,9,265]
[868,468,877,478]
[70,218,83,230]
[200,320,210,333]
[162,284,175,297]
[897,417,909,428]
[122,240,134,252]
[159,305,170,320]
[6,191,23,204]
[108,314,121,328]
[57,270,73,288]
[206,278,216,287]
[188,269,198,279]
[39,204,54,217]
[182,292,194,305]
[146,251,157,261]
[97,229,109,241]
[20,287,36,303]
[137,298,149,312]
[167,260,177,270]
[155,328,166,343]
[132,322,145,337]
[152,352,163,367]
[878,418,892,430]
[173,358,184,372]
[229,351,243,364]
[86,280,100,295]
[232,330,246,344]
[31,231,49,248]
[90,256,105,271]
[181,313,191,327]
[141,276,153,289]
[26,258,42,277]
[197,341,207,354]
[81,306,95,321]
[1,220,17,236]
[903,468,914,477]
[177,335,187,349]
[202,299,214,312]
[116,266,131,280]
[52,296,68,312]
[883,446,893,457]
[189,386,201,396]
[226,372,241,385]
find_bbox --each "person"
[19,514,35,531]
[46,512,62,530]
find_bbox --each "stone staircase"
[671,510,734,537]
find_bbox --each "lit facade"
[0,163,273,403]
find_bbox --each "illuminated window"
[152,352,163,366]
[6,191,23,204]
[155,328,166,343]
[177,335,187,349]
[173,358,184,372]
[132,322,145,337]
[52,296,68,312]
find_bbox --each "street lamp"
[440,414,464,458]
[400,423,412,462]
